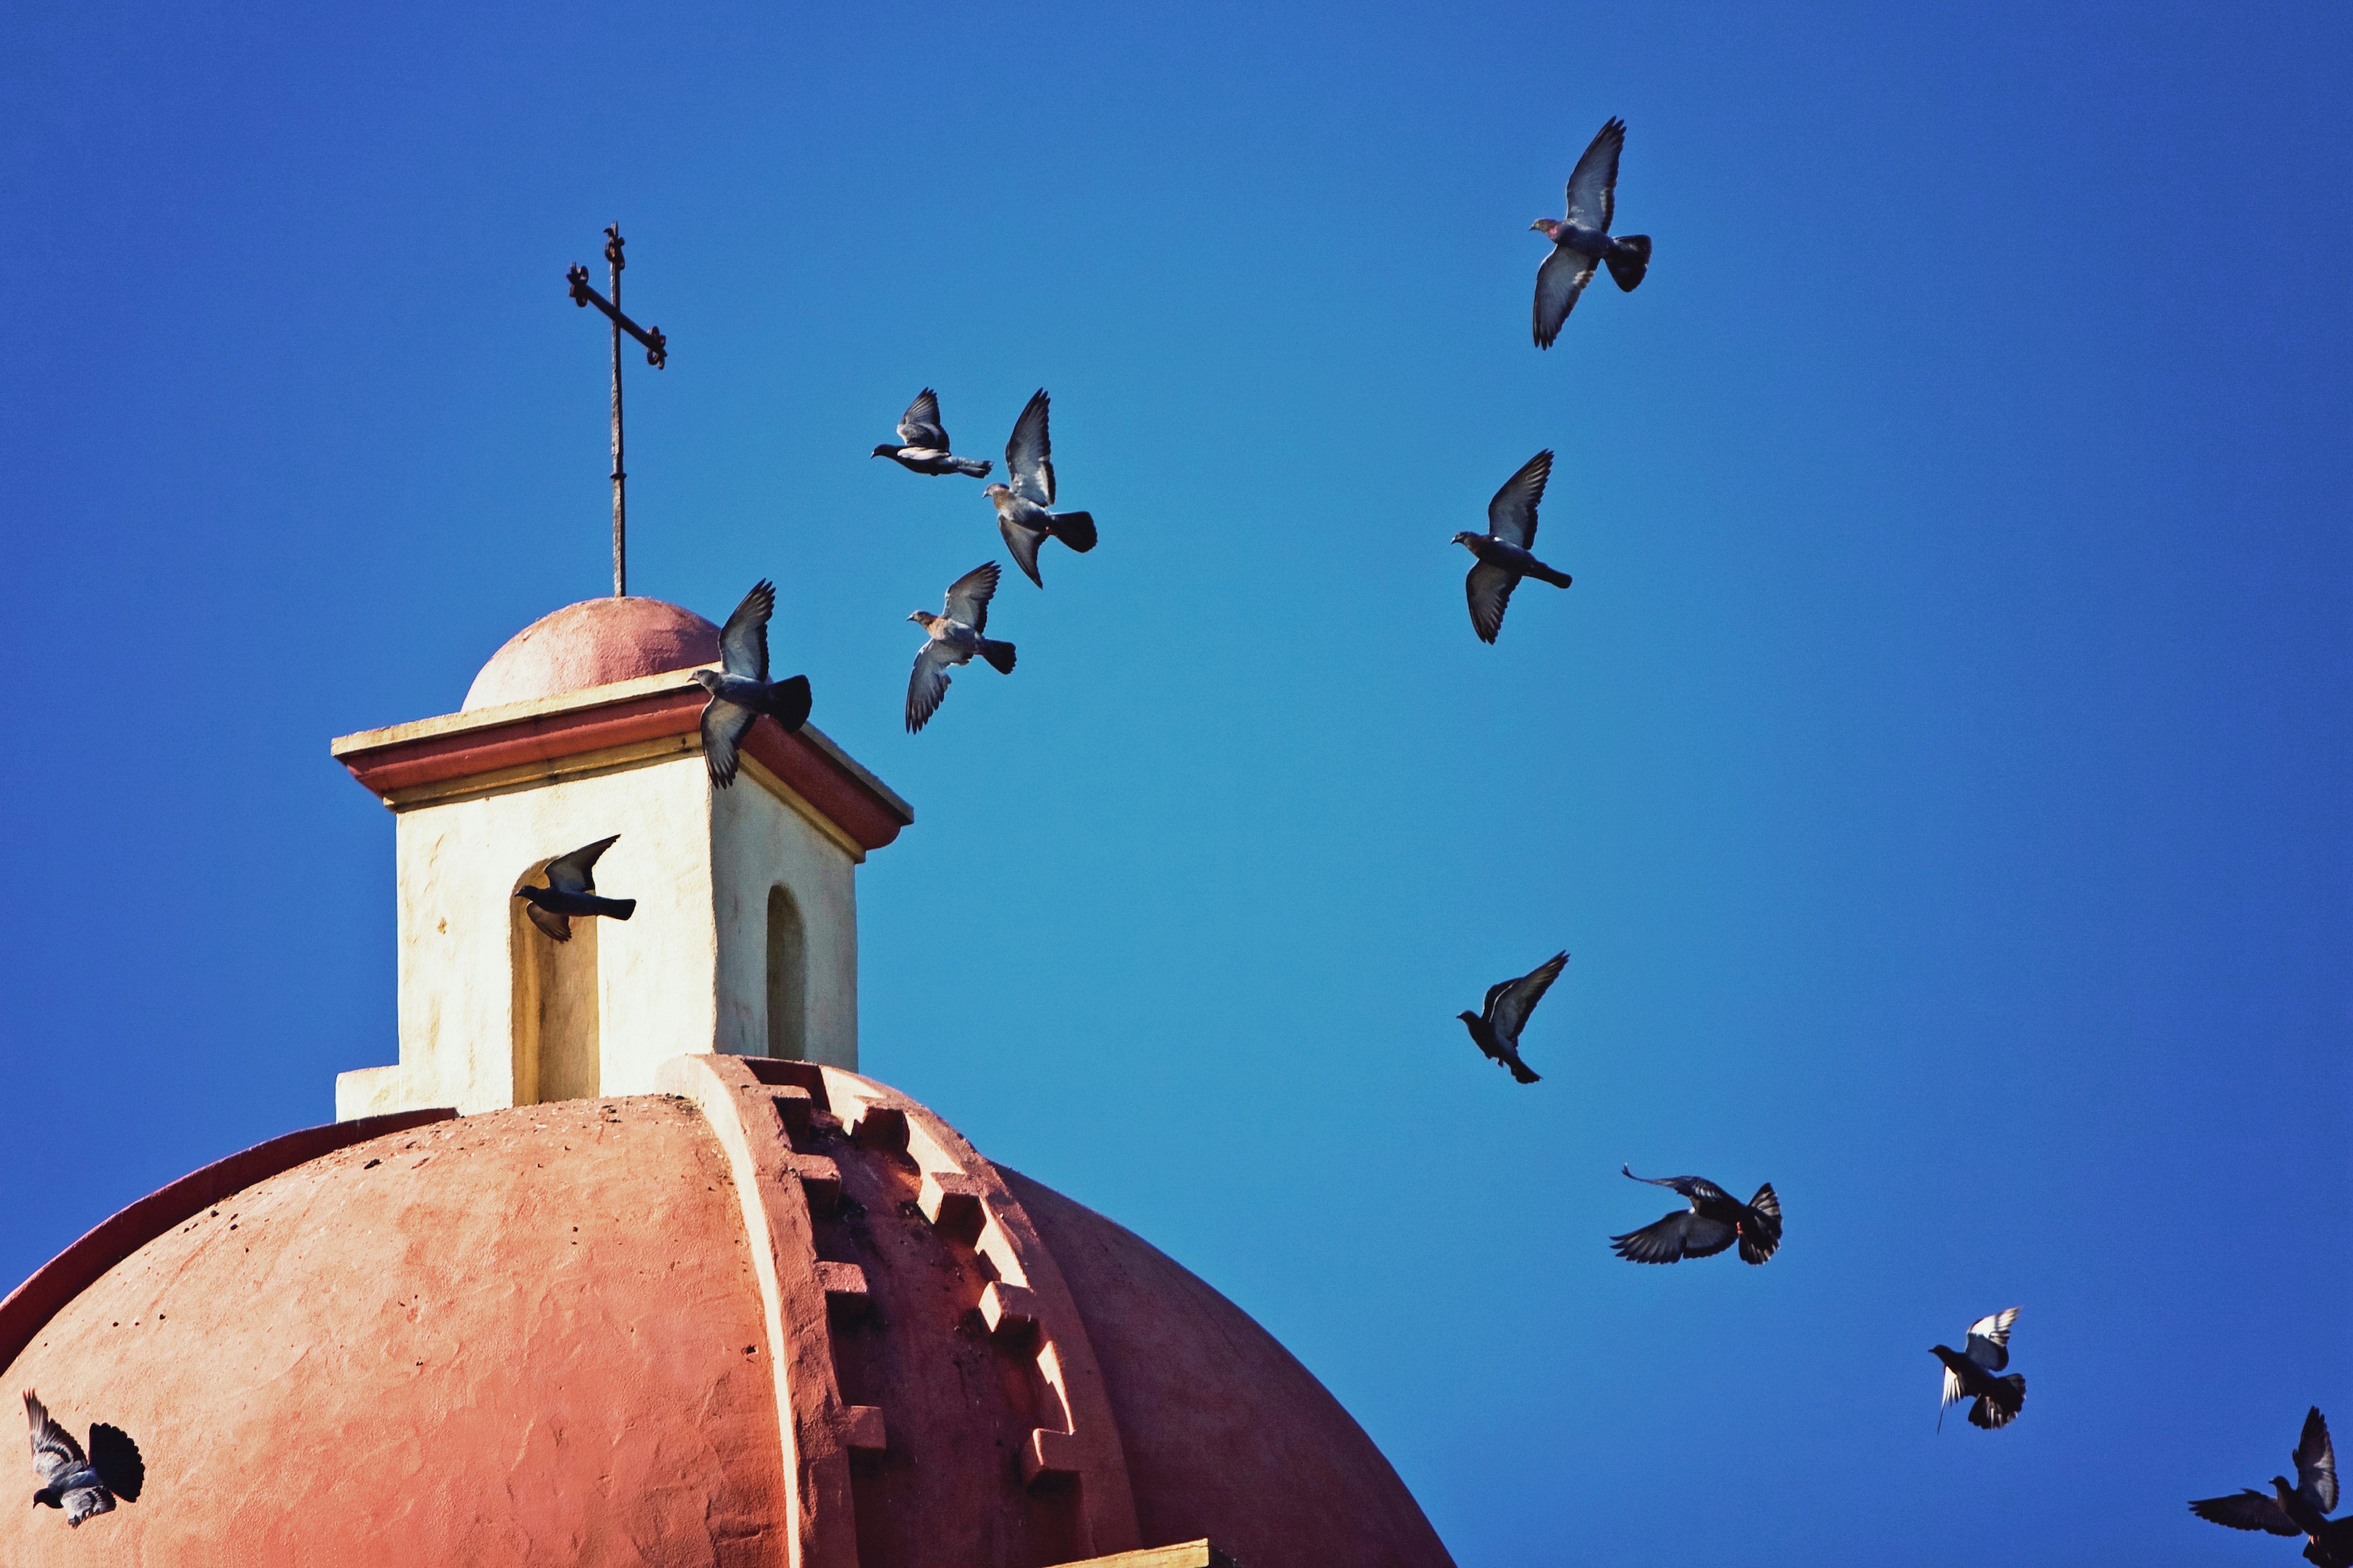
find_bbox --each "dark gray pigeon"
[871,388,993,477]
[515,835,637,942]
[24,1391,142,1528]
[983,388,1097,586]
[2192,1407,2353,1567]
[1457,950,1567,1083]
[907,562,1017,733]
[694,579,813,787]
[1530,116,1651,349]
[1453,450,1572,643]
[1930,1307,2026,1431]
[1610,1167,1783,1266]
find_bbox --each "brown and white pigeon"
[514,836,636,942]
[24,1391,142,1528]
[1457,951,1568,1083]
[1530,116,1651,349]
[1610,1167,1783,1265]
[871,388,993,477]
[983,389,1097,586]
[694,580,813,787]
[2191,1407,2353,1568]
[1930,1307,2026,1431]
[1452,450,1573,643]
[906,562,1017,733]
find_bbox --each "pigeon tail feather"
[1526,561,1574,589]
[766,673,813,733]
[1969,1373,2026,1430]
[1051,511,1098,551]
[1605,235,1651,291]
[951,456,994,477]
[979,639,1017,675]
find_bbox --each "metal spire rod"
[566,224,668,597]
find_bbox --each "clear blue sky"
[3,2,2348,1562]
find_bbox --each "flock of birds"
[14,118,2338,1563]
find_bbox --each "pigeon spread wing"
[2299,1407,2339,1514]
[25,1392,84,1485]
[1612,1210,1737,1263]
[542,835,618,897]
[1465,562,1518,643]
[899,388,949,450]
[1564,117,1626,233]
[1487,450,1553,549]
[702,697,759,787]
[1488,951,1567,1046]
[1963,1308,2018,1372]
[906,643,957,733]
[1005,388,1056,507]
[718,580,775,681]
[2191,1491,2302,1536]
[942,561,1001,634]
[525,904,572,943]
[1000,515,1048,588]
[1533,245,1597,350]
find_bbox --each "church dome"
[463,596,721,711]
[0,1059,1454,1568]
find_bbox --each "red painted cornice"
[331,672,912,854]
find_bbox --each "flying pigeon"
[1609,1167,1783,1265]
[984,388,1097,586]
[514,835,637,942]
[2191,1407,2353,1568]
[1530,116,1651,349]
[907,562,1017,733]
[694,579,813,787]
[23,1391,142,1528]
[871,388,993,477]
[1457,950,1567,1083]
[1930,1307,2026,1431]
[1453,450,1572,643]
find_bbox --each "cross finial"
[566,224,669,596]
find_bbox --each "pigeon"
[24,1391,142,1528]
[694,579,813,787]
[1456,951,1568,1084]
[1453,450,1572,643]
[983,388,1097,586]
[1609,1167,1783,1265]
[2191,1407,2353,1568]
[1530,116,1651,349]
[907,562,1017,733]
[1930,1307,2026,1431]
[871,388,993,477]
[514,835,637,942]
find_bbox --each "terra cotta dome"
[0,1058,1455,1568]
[463,596,722,711]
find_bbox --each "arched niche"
[510,860,601,1102]
[765,884,806,1061]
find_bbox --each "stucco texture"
[0,1098,788,1568]
[1002,1168,1457,1568]
[464,597,721,712]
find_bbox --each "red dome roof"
[0,1061,1453,1568]
[463,596,721,711]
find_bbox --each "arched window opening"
[766,884,807,1061]
[510,859,601,1102]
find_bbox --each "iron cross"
[566,224,669,597]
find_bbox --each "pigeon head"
[1451,531,1482,549]
[907,610,936,627]
[869,444,896,459]
[689,668,725,694]
[982,482,1010,501]
[1530,218,1561,238]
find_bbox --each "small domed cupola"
[328,596,912,1117]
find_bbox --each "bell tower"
[328,596,912,1118]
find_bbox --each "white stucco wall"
[336,743,863,1119]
